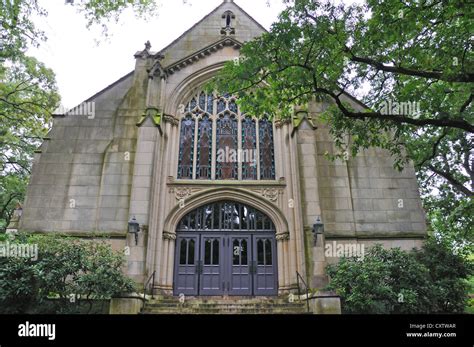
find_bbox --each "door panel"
[200,235,224,295]
[253,235,278,295]
[229,235,252,295]
[174,235,199,296]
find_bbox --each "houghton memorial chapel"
[19,0,427,310]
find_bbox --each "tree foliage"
[0,0,159,230]
[1,0,60,230]
[212,0,473,191]
[211,0,473,249]
[64,0,160,37]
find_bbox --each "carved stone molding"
[263,188,280,202]
[147,55,166,79]
[165,37,242,75]
[274,118,291,129]
[169,187,201,201]
[251,187,282,203]
[163,231,177,240]
[276,232,290,241]
[162,114,179,126]
[134,40,153,59]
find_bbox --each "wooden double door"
[174,232,277,296]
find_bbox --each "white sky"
[28,0,286,108]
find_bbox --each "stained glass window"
[242,116,257,180]
[217,99,226,113]
[176,201,275,232]
[189,97,197,111]
[229,99,238,113]
[196,115,212,179]
[199,92,206,110]
[207,95,214,114]
[177,91,275,181]
[177,115,195,179]
[259,118,275,180]
[216,112,238,179]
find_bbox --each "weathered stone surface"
[310,295,342,314]
[110,297,143,315]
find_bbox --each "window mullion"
[255,118,261,180]
[211,114,217,180]
[237,112,242,180]
[192,117,198,180]
[211,94,218,180]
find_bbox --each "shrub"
[413,238,472,313]
[326,239,472,314]
[0,233,135,314]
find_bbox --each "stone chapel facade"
[20,0,427,296]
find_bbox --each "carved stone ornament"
[262,188,279,202]
[163,231,177,240]
[169,187,202,201]
[176,187,192,201]
[162,114,179,126]
[276,232,290,241]
[252,187,281,202]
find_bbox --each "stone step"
[146,298,302,305]
[147,295,288,303]
[148,301,296,306]
[141,305,306,310]
[142,311,309,315]
[141,295,311,314]
[142,301,309,314]
[142,308,309,314]
[144,305,306,311]
[145,300,305,305]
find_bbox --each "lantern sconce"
[312,216,325,246]
[128,216,140,246]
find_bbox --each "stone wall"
[297,98,427,284]
[21,73,135,233]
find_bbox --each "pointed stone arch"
[163,187,289,238]
[156,187,291,295]
[165,62,228,117]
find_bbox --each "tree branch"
[427,165,473,196]
[349,54,474,83]
[416,129,448,168]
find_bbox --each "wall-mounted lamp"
[312,216,325,246]
[128,216,140,246]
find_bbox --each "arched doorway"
[173,201,278,296]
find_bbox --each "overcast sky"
[27,0,286,108]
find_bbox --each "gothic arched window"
[222,11,235,28]
[177,91,275,181]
